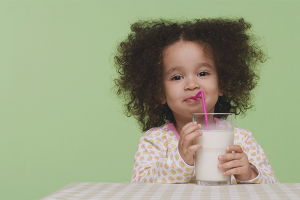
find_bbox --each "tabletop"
[41,182,300,200]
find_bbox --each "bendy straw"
[192,90,201,100]
[193,90,209,130]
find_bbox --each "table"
[41,182,300,199]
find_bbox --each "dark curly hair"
[113,18,266,132]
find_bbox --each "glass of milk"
[193,113,234,186]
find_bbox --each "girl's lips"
[185,97,201,102]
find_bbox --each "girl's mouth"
[185,97,201,102]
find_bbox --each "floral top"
[131,119,278,184]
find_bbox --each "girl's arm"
[131,131,194,183]
[234,128,278,184]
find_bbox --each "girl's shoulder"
[142,121,178,139]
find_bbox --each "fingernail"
[227,147,230,151]
[198,124,201,128]
[218,164,222,169]
[223,172,226,175]
[193,121,197,124]
[218,156,223,160]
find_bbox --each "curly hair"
[113,18,266,132]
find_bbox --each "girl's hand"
[218,145,258,181]
[178,122,202,166]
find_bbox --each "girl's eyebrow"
[164,63,213,76]
[198,63,214,69]
[164,66,183,76]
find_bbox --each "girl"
[113,18,278,184]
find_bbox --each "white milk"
[194,130,234,182]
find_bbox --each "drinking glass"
[193,113,235,186]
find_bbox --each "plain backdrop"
[1,0,299,199]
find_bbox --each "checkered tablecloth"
[41,182,300,200]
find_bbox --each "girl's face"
[161,41,223,122]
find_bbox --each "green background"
[1,0,299,199]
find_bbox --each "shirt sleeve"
[234,129,279,184]
[131,132,194,183]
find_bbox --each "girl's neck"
[174,120,186,135]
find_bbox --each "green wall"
[1,1,299,199]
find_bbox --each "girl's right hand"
[178,122,203,166]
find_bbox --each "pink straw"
[192,90,201,100]
[193,90,209,130]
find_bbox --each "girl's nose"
[184,78,200,91]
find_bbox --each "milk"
[194,130,234,182]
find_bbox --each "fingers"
[188,144,202,154]
[178,122,203,166]
[222,166,246,176]
[223,164,256,181]
[216,145,253,180]
[218,145,251,179]
[218,148,248,170]
[180,122,201,148]
[218,145,244,163]
[180,144,202,166]
[218,152,243,162]
[218,159,243,170]
[184,131,202,148]
[181,122,201,138]
[226,145,243,153]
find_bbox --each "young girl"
[113,18,278,184]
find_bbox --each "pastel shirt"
[131,119,278,184]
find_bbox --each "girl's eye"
[171,75,183,80]
[198,72,208,76]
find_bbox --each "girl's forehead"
[163,41,202,54]
[162,41,215,71]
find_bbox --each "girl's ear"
[160,94,167,104]
[218,89,223,97]
[160,92,167,104]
